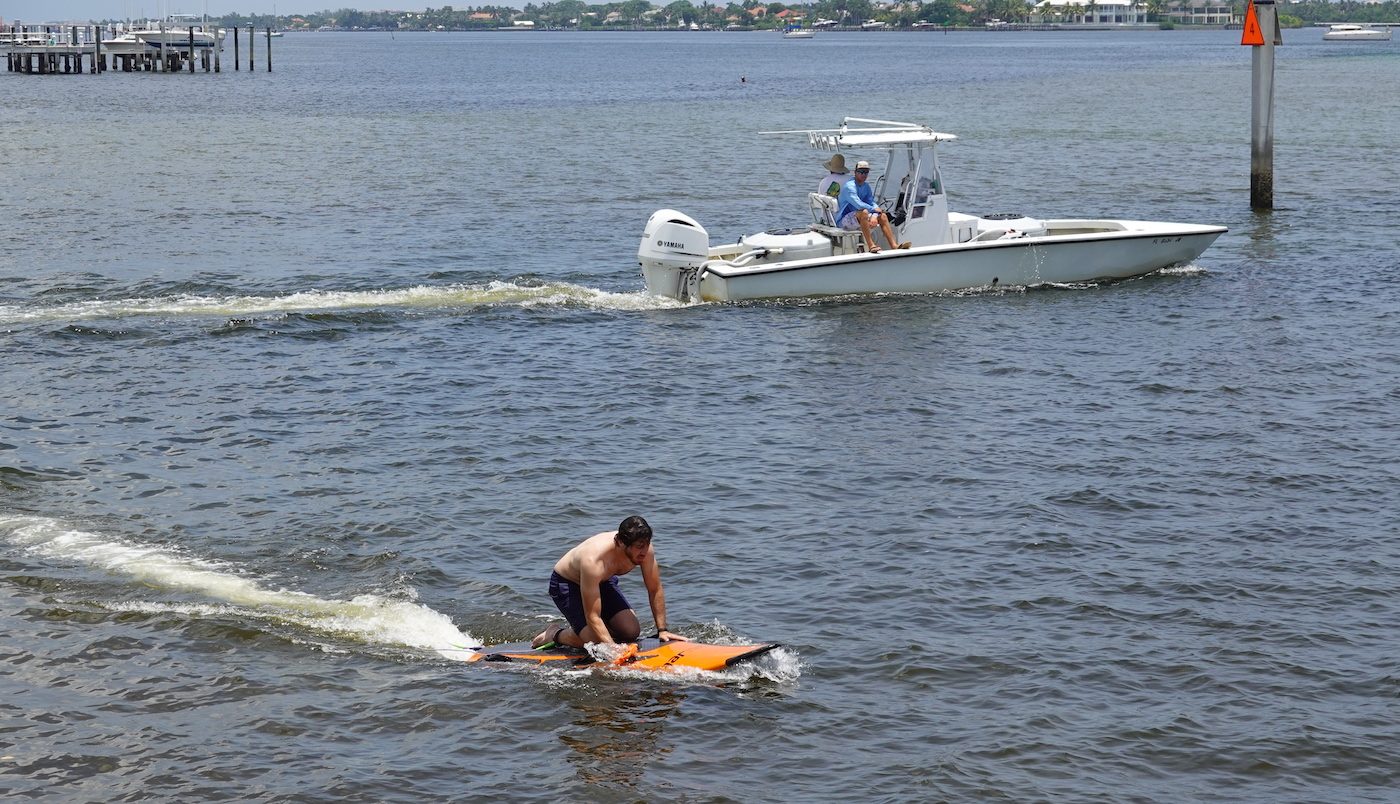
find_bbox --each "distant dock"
[3,23,276,74]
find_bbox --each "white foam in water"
[1158,263,1207,276]
[0,515,478,654]
[0,281,688,326]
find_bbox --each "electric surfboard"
[438,638,779,672]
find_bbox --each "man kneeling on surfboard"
[531,515,690,649]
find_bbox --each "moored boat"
[637,118,1227,302]
[109,15,225,52]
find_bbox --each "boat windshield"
[884,144,942,221]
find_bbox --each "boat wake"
[0,280,687,327]
[0,514,478,658]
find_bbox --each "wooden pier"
[3,23,275,75]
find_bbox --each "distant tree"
[620,0,654,22]
[919,0,969,24]
[665,0,700,23]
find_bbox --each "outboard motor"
[638,210,709,299]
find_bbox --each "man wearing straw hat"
[817,153,850,198]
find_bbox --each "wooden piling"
[248,25,254,72]
[266,27,272,73]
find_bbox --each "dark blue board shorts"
[549,571,632,636]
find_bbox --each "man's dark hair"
[616,515,652,546]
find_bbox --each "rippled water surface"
[3,29,1398,801]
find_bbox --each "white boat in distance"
[782,28,815,39]
[1321,24,1391,41]
[637,118,1227,302]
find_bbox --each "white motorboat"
[782,28,815,39]
[109,17,225,52]
[637,118,1227,302]
[0,31,51,49]
[131,27,224,50]
[1321,24,1391,41]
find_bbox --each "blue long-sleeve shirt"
[835,178,879,223]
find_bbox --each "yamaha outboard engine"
[638,210,709,299]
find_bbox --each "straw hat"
[823,154,848,173]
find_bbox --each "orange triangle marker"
[1241,1,1265,46]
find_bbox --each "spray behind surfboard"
[0,515,479,657]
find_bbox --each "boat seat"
[809,192,839,227]
[808,192,867,255]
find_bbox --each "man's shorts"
[838,210,869,230]
[549,571,632,636]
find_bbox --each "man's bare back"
[552,530,642,584]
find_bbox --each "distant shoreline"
[274,25,1243,33]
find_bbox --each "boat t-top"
[638,118,1227,302]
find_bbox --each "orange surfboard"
[453,638,779,672]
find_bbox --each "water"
[3,29,1398,801]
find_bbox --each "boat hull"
[1322,31,1391,41]
[652,222,1225,302]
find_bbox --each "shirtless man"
[530,515,690,649]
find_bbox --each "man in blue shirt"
[835,160,910,253]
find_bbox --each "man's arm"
[641,553,689,642]
[579,558,614,644]
[857,182,881,213]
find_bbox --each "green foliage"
[1275,1,1400,24]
